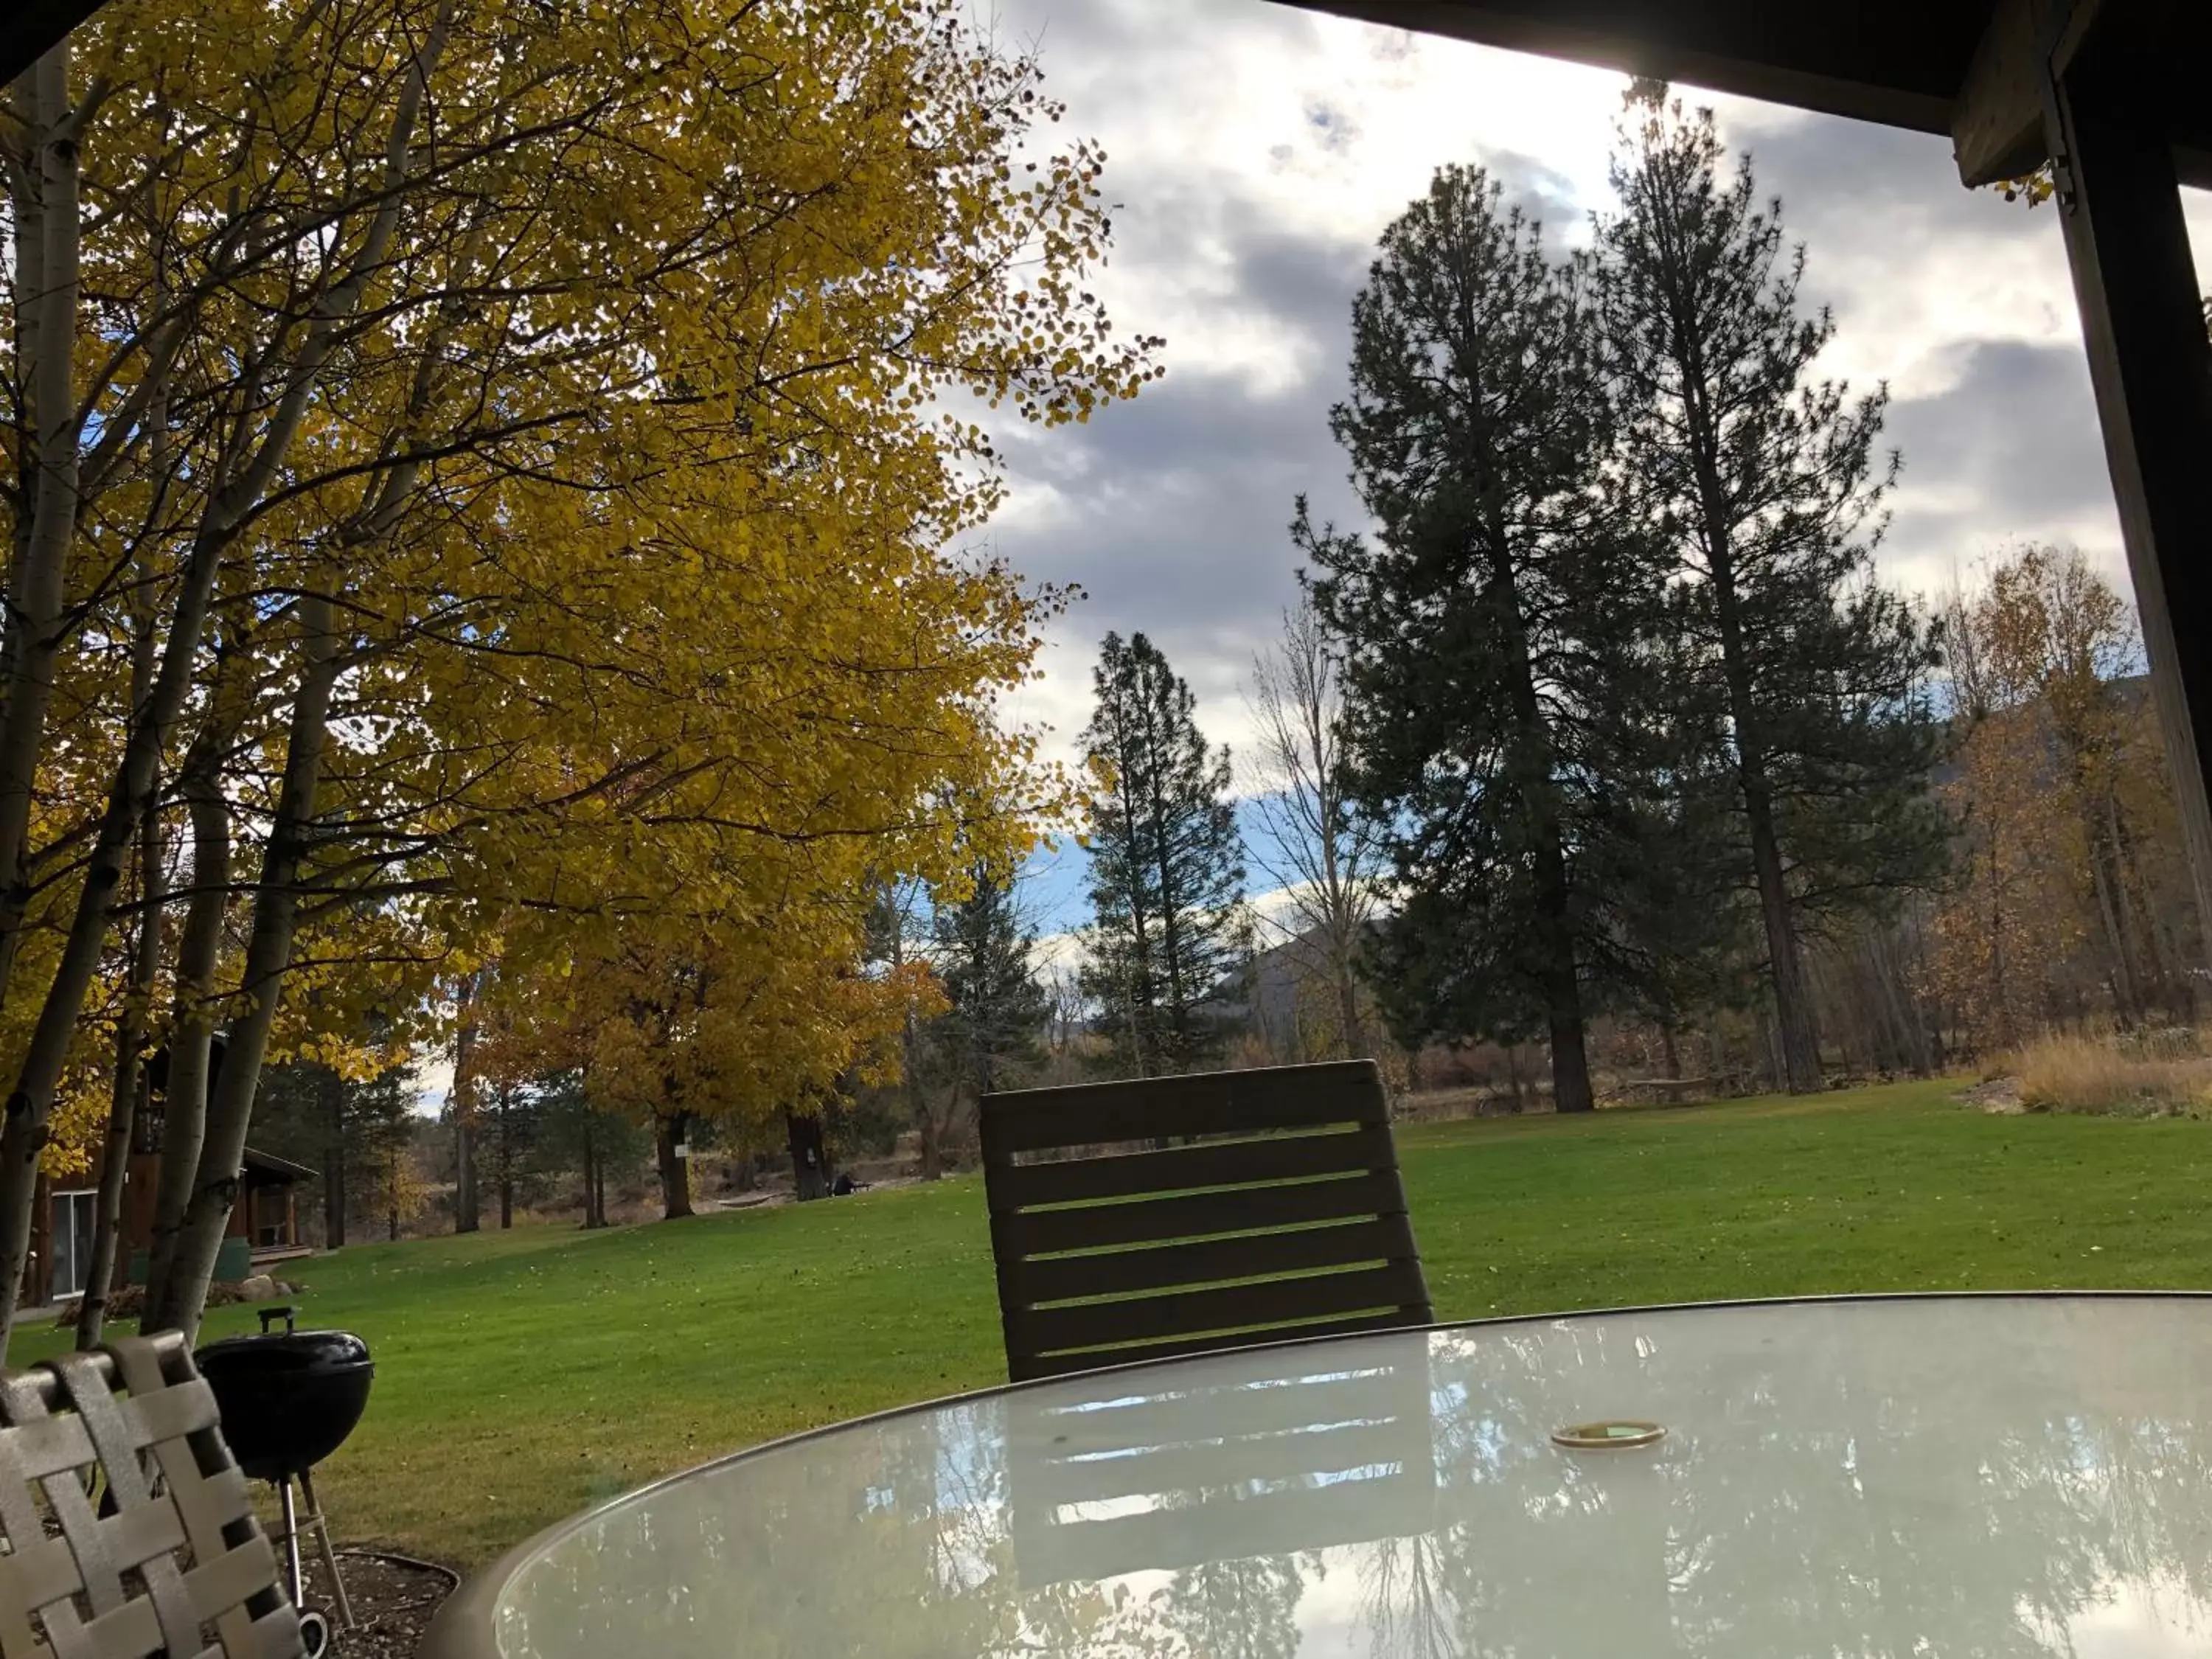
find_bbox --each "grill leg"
[299,1468,358,1630]
[276,1477,307,1611]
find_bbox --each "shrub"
[2006,1031,2212,1117]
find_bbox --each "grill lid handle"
[257,1305,296,1334]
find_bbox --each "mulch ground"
[1958,1075,2025,1113]
[293,1547,459,1658]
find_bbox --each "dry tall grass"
[2005,1030,2212,1116]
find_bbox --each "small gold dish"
[1551,1419,1666,1450]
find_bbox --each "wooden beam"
[1277,1,2212,189]
[2046,24,2212,942]
[1954,0,2062,184]
[1279,0,1965,136]
[0,0,108,87]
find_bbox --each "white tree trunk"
[75,619,165,1350]
[140,755,231,1330]
[0,47,86,1360]
[161,584,340,1344]
[0,46,83,1003]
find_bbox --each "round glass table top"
[459,1295,2212,1658]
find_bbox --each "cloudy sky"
[978,0,2212,934]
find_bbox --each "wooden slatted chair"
[980,1059,1433,1382]
[0,1331,302,1659]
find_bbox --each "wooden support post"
[2043,28,2212,947]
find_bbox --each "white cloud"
[409,1055,452,1117]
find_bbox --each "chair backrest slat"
[998,1166,1402,1257]
[1015,1215,1401,1304]
[0,1332,303,1659]
[981,1059,1431,1381]
[989,1122,1393,1209]
[982,1067,1365,1152]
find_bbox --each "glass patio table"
[422,1293,2212,1658]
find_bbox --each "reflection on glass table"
[425,1295,2212,1658]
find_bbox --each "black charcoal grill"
[197,1307,374,1655]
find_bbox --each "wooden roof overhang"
[1271,1,2212,188]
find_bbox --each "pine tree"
[532,1072,648,1229]
[1307,166,1655,1114]
[869,865,1048,1175]
[1080,633,1248,1076]
[485,1077,548,1229]
[933,866,1049,1096]
[246,1057,415,1248]
[341,1065,419,1245]
[1596,97,1947,1093]
[1609,622,1762,1071]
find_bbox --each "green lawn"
[15,1077,2210,1566]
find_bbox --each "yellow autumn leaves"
[1,0,1160,1176]
[1931,546,2196,1048]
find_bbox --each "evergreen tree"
[864,864,1048,1175]
[1596,97,1947,1092]
[933,865,1049,1096]
[1080,633,1248,1076]
[484,1077,548,1229]
[532,1071,650,1229]
[249,1057,415,1248]
[1307,166,1655,1114]
[1610,622,1763,1072]
[343,1065,419,1245]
